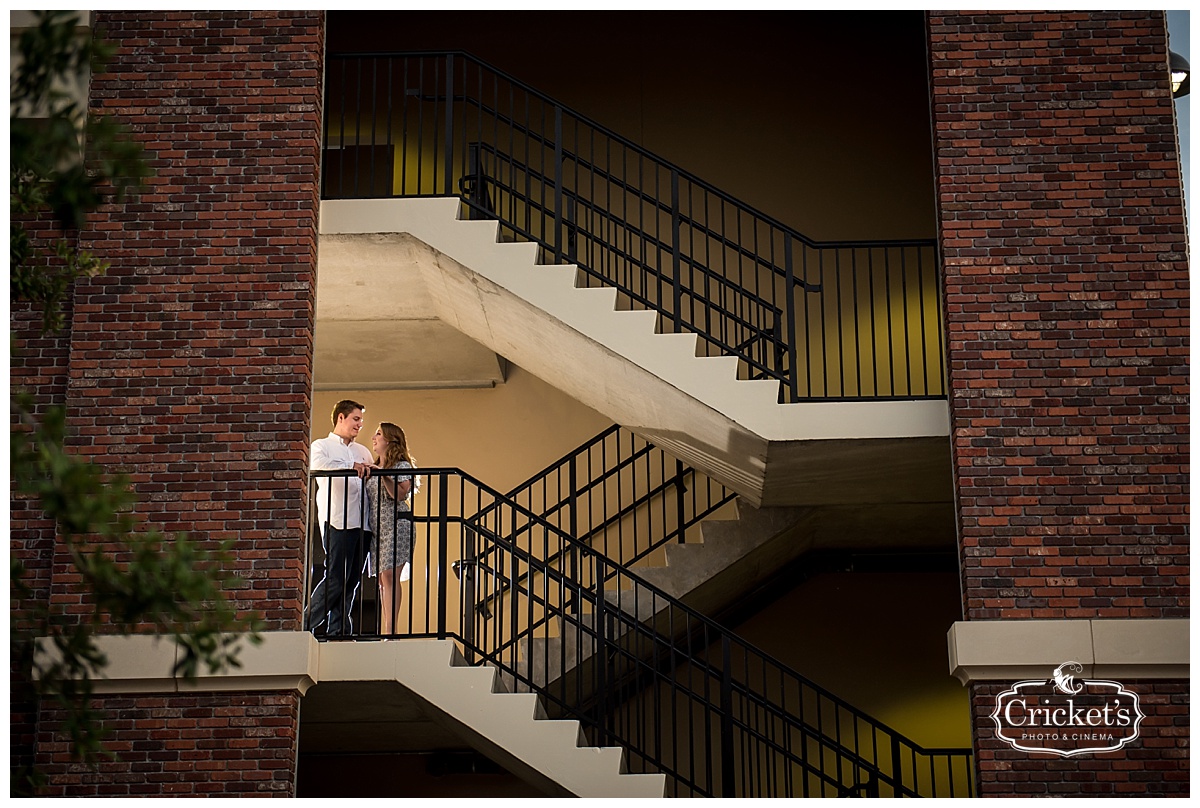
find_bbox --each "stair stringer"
[316,639,665,798]
[319,197,952,507]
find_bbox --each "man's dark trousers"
[306,523,370,636]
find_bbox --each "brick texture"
[35,692,301,797]
[970,681,1189,796]
[929,11,1189,795]
[29,10,325,796]
[57,9,325,626]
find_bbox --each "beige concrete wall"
[311,363,611,492]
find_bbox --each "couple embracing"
[305,399,418,637]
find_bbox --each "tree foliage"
[10,11,262,796]
[11,10,149,332]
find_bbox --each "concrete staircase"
[81,633,663,797]
[511,496,954,691]
[513,498,809,689]
[318,639,665,798]
[319,197,951,508]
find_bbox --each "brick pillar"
[32,11,325,795]
[929,11,1189,796]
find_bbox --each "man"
[305,399,375,636]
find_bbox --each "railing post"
[443,55,455,196]
[437,475,448,639]
[720,634,735,797]
[553,106,563,263]
[784,233,800,402]
[593,552,608,747]
[671,169,682,333]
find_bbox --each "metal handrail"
[306,467,975,797]
[464,144,793,384]
[322,51,947,402]
[465,424,736,658]
[327,52,931,252]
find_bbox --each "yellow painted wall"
[327,11,935,243]
[730,571,970,749]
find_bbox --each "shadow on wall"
[732,571,971,749]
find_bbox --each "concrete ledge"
[948,619,1189,684]
[35,634,663,796]
[37,632,320,695]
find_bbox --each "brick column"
[32,11,325,795]
[929,11,1189,796]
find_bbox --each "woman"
[368,422,418,636]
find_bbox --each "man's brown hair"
[331,399,365,427]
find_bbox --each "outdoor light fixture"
[1170,50,1190,98]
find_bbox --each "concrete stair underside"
[316,640,665,798]
[319,198,952,507]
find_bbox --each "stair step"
[318,640,664,798]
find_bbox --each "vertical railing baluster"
[566,195,576,263]
[368,56,378,196]
[891,734,902,796]
[568,452,578,593]
[436,474,448,639]
[385,56,393,196]
[674,458,686,544]
[720,634,735,797]
[463,524,477,664]
[553,106,563,262]
[593,552,608,747]
[671,169,682,332]
[443,54,454,196]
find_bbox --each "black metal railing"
[305,469,974,797]
[322,51,946,403]
[470,424,737,661]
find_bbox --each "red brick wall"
[30,10,325,796]
[929,11,1189,796]
[35,692,301,796]
[59,9,325,625]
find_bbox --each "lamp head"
[1170,50,1190,99]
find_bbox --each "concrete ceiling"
[315,233,506,391]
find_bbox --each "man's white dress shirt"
[311,432,374,532]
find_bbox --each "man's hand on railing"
[352,461,372,478]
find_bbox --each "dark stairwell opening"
[301,10,966,797]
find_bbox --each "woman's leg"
[379,569,395,635]
[390,577,404,634]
